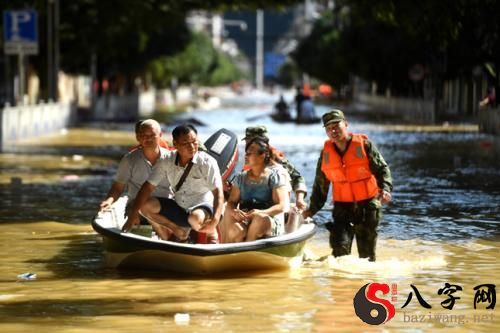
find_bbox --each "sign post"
[3,10,39,103]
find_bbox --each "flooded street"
[1,105,499,332]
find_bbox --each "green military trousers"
[328,198,381,262]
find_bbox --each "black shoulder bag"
[174,161,194,192]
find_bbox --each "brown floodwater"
[1,108,499,332]
[0,222,498,332]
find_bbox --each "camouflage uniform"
[308,138,392,261]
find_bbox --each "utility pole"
[255,9,264,90]
[47,0,59,101]
[47,0,53,100]
[54,0,59,101]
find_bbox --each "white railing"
[358,93,435,123]
[0,102,74,152]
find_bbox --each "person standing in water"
[303,110,392,261]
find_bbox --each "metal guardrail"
[0,102,74,152]
[478,107,500,135]
[358,93,435,123]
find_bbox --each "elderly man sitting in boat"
[220,136,289,243]
[123,124,224,244]
[99,119,173,219]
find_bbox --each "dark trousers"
[328,199,381,262]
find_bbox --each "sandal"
[206,233,219,244]
[170,234,194,244]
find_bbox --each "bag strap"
[175,161,194,192]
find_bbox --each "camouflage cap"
[242,125,268,140]
[322,109,345,127]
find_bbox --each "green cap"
[322,109,345,127]
[242,125,268,140]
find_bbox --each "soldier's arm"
[307,151,330,216]
[365,140,393,193]
[281,158,307,195]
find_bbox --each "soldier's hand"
[296,198,307,211]
[302,209,313,219]
[379,190,392,205]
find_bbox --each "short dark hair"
[172,124,197,141]
[135,120,144,134]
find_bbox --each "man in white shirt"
[123,124,224,243]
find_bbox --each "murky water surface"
[1,106,499,332]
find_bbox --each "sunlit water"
[1,105,499,332]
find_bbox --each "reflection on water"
[1,107,499,332]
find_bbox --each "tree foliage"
[293,0,500,95]
[148,32,243,87]
[1,0,300,79]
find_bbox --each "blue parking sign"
[3,10,39,55]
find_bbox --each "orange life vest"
[321,134,379,202]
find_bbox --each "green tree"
[205,50,244,85]
[148,32,242,87]
[293,0,500,97]
[1,0,300,97]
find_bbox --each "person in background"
[123,124,224,244]
[274,94,291,119]
[299,98,317,122]
[303,110,392,262]
[294,86,307,120]
[99,119,173,215]
[479,86,496,108]
[241,126,307,210]
[221,137,289,242]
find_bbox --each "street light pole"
[255,9,264,90]
[47,0,53,100]
[54,0,59,101]
[46,0,59,102]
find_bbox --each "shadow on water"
[1,179,112,224]
[25,233,107,279]
[33,229,288,281]
[0,297,220,321]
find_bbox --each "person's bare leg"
[140,198,190,240]
[187,208,207,231]
[153,224,173,240]
[229,222,247,243]
[219,212,231,243]
[188,208,220,243]
[206,230,219,244]
[216,211,248,243]
[246,214,272,241]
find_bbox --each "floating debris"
[17,272,37,281]
[174,313,190,325]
